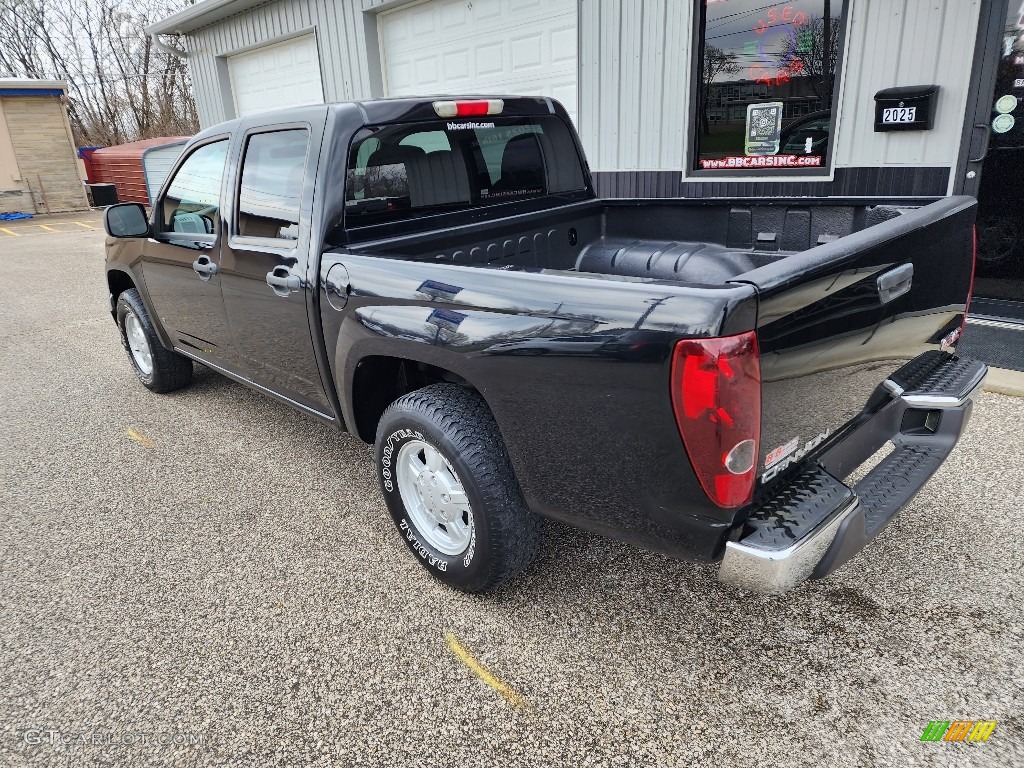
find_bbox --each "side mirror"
[104,203,150,238]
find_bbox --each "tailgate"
[733,196,977,492]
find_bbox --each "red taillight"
[432,99,504,118]
[671,332,761,508]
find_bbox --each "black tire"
[115,288,193,393]
[375,384,541,593]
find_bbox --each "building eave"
[146,0,273,35]
[0,78,69,92]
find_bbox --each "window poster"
[745,102,784,156]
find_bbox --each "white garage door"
[380,0,578,125]
[228,34,325,118]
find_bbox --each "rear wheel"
[116,288,193,393]
[375,384,541,593]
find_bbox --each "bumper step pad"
[888,350,950,389]
[855,443,947,537]
[888,352,987,403]
[741,467,852,551]
[718,466,857,594]
[805,441,951,580]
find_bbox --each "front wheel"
[375,384,541,593]
[116,288,193,393]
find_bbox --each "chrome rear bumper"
[719,497,859,595]
[719,353,986,595]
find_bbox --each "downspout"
[150,32,191,133]
[151,32,187,59]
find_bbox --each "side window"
[237,129,310,241]
[162,140,229,235]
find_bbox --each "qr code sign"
[753,110,773,129]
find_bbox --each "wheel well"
[351,356,474,443]
[107,270,135,305]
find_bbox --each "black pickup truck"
[104,97,986,594]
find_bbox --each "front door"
[218,125,332,415]
[141,137,240,371]
[966,0,1024,317]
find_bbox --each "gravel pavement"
[0,222,1021,767]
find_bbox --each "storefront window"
[695,0,847,172]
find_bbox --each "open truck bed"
[344,198,913,284]
[341,194,978,491]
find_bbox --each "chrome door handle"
[192,255,218,280]
[266,265,302,297]
[877,263,914,304]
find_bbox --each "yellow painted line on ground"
[0,221,101,237]
[125,428,155,449]
[445,632,526,710]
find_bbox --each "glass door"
[973,0,1024,317]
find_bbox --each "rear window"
[344,116,586,228]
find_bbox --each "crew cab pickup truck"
[104,97,986,594]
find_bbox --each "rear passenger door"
[219,124,333,416]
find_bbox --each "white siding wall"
[183,0,981,176]
[577,0,693,170]
[185,0,396,126]
[142,142,186,203]
[834,0,982,168]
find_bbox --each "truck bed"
[344,198,909,286]
[335,193,977,517]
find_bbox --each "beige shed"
[0,79,89,214]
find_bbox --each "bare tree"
[778,2,843,108]
[0,0,199,145]
[700,45,740,136]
